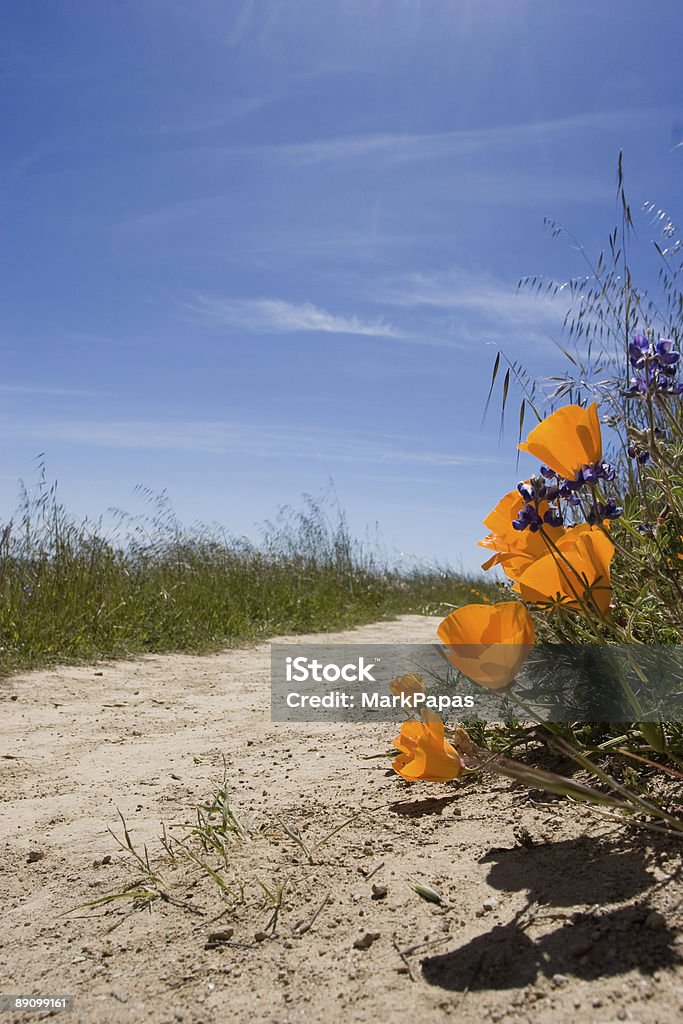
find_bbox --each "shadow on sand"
[388,795,461,818]
[422,836,681,992]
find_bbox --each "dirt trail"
[1,616,681,1024]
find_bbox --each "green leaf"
[482,350,500,425]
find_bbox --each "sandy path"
[1,616,681,1024]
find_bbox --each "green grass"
[0,472,489,677]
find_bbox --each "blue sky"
[2,1,682,572]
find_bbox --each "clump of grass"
[70,775,364,937]
[174,758,262,869]
[0,473,490,676]
[276,809,367,865]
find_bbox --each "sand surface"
[1,615,681,1023]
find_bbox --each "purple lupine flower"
[627,333,682,397]
[586,498,623,525]
[512,503,543,532]
[581,463,600,486]
[627,443,651,466]
[559,482,580,501]
[656,374,683,394]
[543,509,564,528]
[565,461,614,488]
[602,498,624,519]
[627,377,649,396]
[558,470,584,496]
[629,334,649,369]
[517,481,535,503]
[655,339,679,365]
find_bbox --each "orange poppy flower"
[392,713,463,782]
[512,525,614,615]
[518,403,602,479]
[389,672,426,707]
[479,489,565,580]
[437,601,535,690]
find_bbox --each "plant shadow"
[389,796,460,818]
[479,835,656,906]
[422,904,680,991]
[423,836,681,992]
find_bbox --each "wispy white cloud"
[1,416,506,469]
[183,294,469,349]
[153,96,273,135]
[0,384,99,397]
[234,108,658,167]
[61,329,129,347]
[185,295,401,338]
[373,267,566,331]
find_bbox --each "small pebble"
[353,932,380,950]
[207,929,234,943]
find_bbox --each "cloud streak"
[153,96,273,135]
[375,267,566,328]
[183,294,471,349]
[185,295,401,338]
[2,416,506,469]
[228,108,659,167]
[0,384,100,397]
